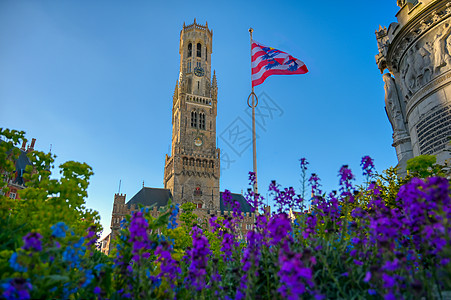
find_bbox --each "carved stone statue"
[431,22,451,74]
[401,48,416,96]
[413,45,432,86]
[383,73,408,137]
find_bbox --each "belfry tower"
[163,19,221,210]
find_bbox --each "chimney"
[20,140,26,151]
[27,138,36,152]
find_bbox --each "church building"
[105,20,255,253]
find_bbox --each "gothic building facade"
[163,19,221,210]
[376,0,451,172]
[106,20,254,253]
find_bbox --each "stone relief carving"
[398,22,451,98]
[383,73,408,139]
[413,45,433,87]
[397,0,405,7]
[431,22,451,73]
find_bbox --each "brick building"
[1,138,36,200]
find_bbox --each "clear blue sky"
[0,0,400,237]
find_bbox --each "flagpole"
[249,28,258,196]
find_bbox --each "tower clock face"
[194,137,203,147]
[194,66,205,77]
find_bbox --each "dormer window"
[197,43,202,57]
[188,43,192,57]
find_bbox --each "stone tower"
[375,0,451,171]
[163,19,221,210]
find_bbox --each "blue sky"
[0,1,400,237]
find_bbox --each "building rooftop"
[125,187,253,213]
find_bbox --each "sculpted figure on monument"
[401,48,416,97]
[431,22,451,74]
[445,33,451,68]
[383,73,408,136]
[413,44,433,87]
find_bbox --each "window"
[197,204,202,209]
[199,113,205,130]
[187,43,192,57]
[197,61,201,68]
[194,186,202,196]
[197,43,202,57]
[191,111,197,128]
[187,61,191,73]
[205,46,207,61]
[197,81,200,90]
[9,192,16,199]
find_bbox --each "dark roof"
[124,187,253,214]
[126,187,172,209]
[14,150,31,185]
[220,192,253,214]
[1,140,32,186]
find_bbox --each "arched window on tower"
[199,113,205,130]
[191,111,197,128]
[188,43,192,57]
[205,46,208,61]
[197,43,201,57]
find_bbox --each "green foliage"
[406,154,445,178]
[180,202,197,228]
[0,128,103,298]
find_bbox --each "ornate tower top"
[164,20,220,210]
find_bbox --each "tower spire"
[212,70,217,87]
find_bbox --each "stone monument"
[376,0,451,171]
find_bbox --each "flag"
[251,40,308,87]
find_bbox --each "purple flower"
[299,158,309,172]
[155,242,181,288]
[303,214,317,239]
[93,286,101,295]
[268,213,292,246]
[363,271,371,282]
[1,278,32,300]
[338,165,354,191]
[185,226,211,291]
[128,211,150,261]
[309,173,322,196]
[22,232,42,252]
[85,225,98,247]
[382,273,395,289]
[278,250,314,300]
[360,156,375,178]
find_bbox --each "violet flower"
[22,232,42,252]
[185,225,211,291]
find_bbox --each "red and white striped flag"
[251,40,308,87]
